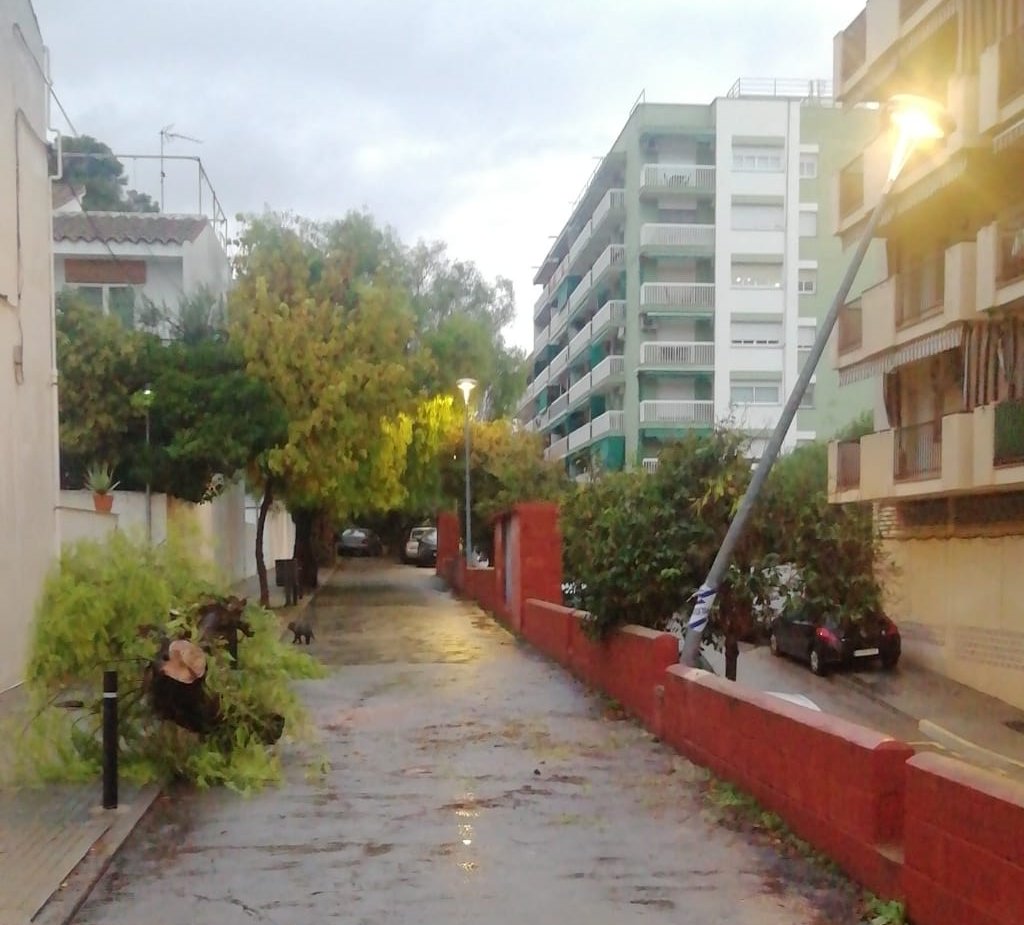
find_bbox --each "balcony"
[640,163,716,196]
[567,422,592,453]
[591,410,624,439]
[641,458,660,473]
[544,435,569,462]
[568,372,593,408]
[534,323,550,355]
[899,0,928,22]
[837,10,866,85]
[837,299,863,354]
[592,188,626,228]
[568,322,592,362]
[835,440,862,490]
[640,223,715,253]
[528,366,550,400]
[838,157,864,221]
[639,400,715,428]
[897,256,944,329]
[548,391,569,422]
[591,243,625,286]
[639,341,714,370]
[567,271,593,316]
[550,306,570,341]
[591,300,626,338]
[639,282,715,313]
[999,26,1024,108]
[568,219,593,267]
[978,218,1024,311]
[591,354,625,391]
[549,347,569,378]
[995,399,1024,467]
[894,420,942,482]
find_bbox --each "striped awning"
[839,324,964,385]
[994,114,1024,153]
[883,152,969,223]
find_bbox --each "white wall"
[59,489,169,544]
[56,505,118,546]
[182,224,230,298]
[0,1,60,692]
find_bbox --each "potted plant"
[85,463,119,513]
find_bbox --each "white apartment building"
[520,80,880,475]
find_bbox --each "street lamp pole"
[142,386,153,544]
[457,378,477,568]
[678,95,950,668]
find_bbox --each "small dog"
[287,619,314,645]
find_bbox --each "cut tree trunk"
[292,508,318,590]
[255,478,275,608]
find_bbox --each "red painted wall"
[903,752,1024,925]
[521,599,573,667]
[436,511,460,580]
[660,665,910,897]
[463,567,497,614]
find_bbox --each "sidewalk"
[0,567,326,925]
[703,643,1024,780]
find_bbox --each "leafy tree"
[229,213,419,596]
[440,418,569,560]
[60,135,158,212]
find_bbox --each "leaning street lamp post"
[456,378,477,568]
[141,386,154,544]
[678,94,951,668]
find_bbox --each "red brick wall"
[463,567,497,614]
[509,502,561,631]
[522,599,573,667]
[660,665,911,898]
[903,752,1024,925]
[436,511,460,580]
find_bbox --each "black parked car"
[337,527,383,557]
[768,607,900,676]
[413,528,437,567]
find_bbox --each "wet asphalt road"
[75,561,861,924]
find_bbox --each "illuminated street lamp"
[678,94,951,668]
[457,378,477,567]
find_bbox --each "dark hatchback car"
[336,527,383,557]
[768,608,900,676]
[413,528,437,567]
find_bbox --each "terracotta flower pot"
[93,492,114,514]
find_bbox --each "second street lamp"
[678,94,952,669]
[457,378,477,568]
[141,385,154,544]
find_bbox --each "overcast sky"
[33,0,865,350]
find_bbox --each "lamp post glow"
[141,386,154,543]
[678,94,951,669]
[457,378,477,568]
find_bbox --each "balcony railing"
[567,423,592,452]
[995,399,1024,467]
[839,158,864,218]
[897,257,944,328]
[591,243,625,283]
[639,282,715,310]
[639,400,715,427]
[640,223,715,249]
[591,300,626,337]
[999,26,1024,107]
[640,163,716,195]
[548,391,569,421]
[591,410,624,439]
[592,188,626,228]
[568,322,592,361]
[840,10,867,83]
[568,219,593,266]
[640,341,715,369]
[568,270,593,316]
[641,458,660,473]
[894,420,942,481]
[534,323,550,355]
[544,435,569,462]
[549,347,569,378]
[550,306,570,340]
[836,440,861,490]
[997,211,1024,287]
[838,299,863,353]
[568,373,593,406]
[899,0,928,22]
[591,354,625,389]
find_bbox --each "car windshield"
[409,527,430,541]
[422,529,437,543]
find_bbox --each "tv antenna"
[159,124,202,210]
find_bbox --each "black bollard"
[102,669,118,809]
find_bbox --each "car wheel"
[809,647,828,677]
[769,632,781,657]
[881,653,900,670]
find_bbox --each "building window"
[797,269,817,294]
[69,285,103,310]
[730,381,781,405]
[731,321,782,346]
[799,154,818,179]
[732,143,784,173]
[731,201,785,231]
[66,284,139,328]
[732,261,783,289]
[798,209,818,237]
[800,385,815,408]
